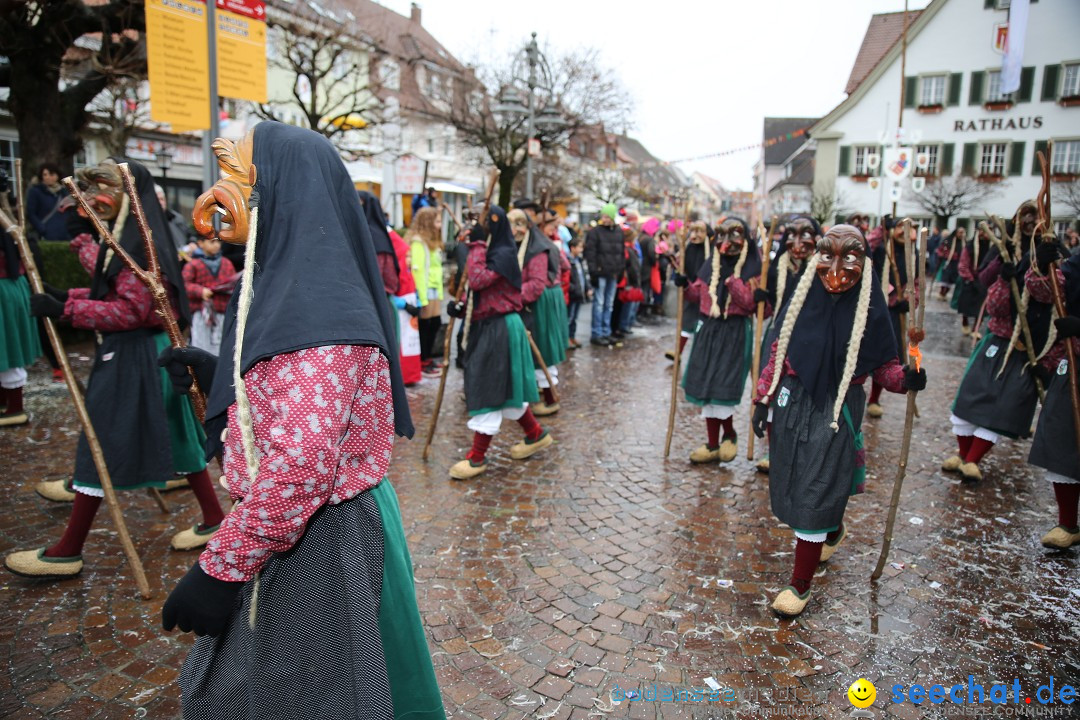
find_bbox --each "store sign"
[953,116,1043,132]
[394,155,426,195]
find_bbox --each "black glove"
[902,366,927,392]
[42,283,69,302]
[1055,315,1080,339]
[158,345,217,396]
[404,303,421,318]
[672,273,690,288]
[892,299,910,314]
[1000,262,1018,281]
[589,274,599,289]
[751,402,769,438]
[29,293,65,319]
[162,562,244,637]
[1035,242,1066,274]
[1028,363,1051,388]
[446,300,466,319]
[753,288,770,305]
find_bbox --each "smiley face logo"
[848,678,876,708]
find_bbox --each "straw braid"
[997,284,1029,378]
[233,207,260,485]
[879,251,891,305]
[706,250,722,318]
[764,252,819,401]
[516,233,529,269]
[774,253,792,312]
[102,194,130,271]
[461,287,476,351]
[1036,305,1058,362]
[829,255,873,431]
[724,240,749,316]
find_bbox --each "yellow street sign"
[146,0,211,130]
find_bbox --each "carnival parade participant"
[0,218,41,427]
[5,159,223,579]
[952,224,992,336]
[867,217,913,419]
[944,201,1049,482]
[752,224,926,618]
[447,206,554,481]
[160,123,445,720]
[511,199,567,416]
[1025,245,1080,549]
[183,232,237,356]
[673,217,760,464]
[665,220,709,362]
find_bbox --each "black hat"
[513,198,541,212]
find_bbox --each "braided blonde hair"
[102,195,130,271]
[707,239,748,318]
[774,253,792,312]
[232,207,261,485]
[764,253,874,432]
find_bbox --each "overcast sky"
[379,0,930,191]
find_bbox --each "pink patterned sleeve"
[70,234,100,276]
[724,276,756,316]
[755,340,779,402]
[200,345,394,582]
[521,253,548,305]
[64,268,154,332]
[467,242,502,291]
[872,357,906,394]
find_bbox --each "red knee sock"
[517,408,544,441]
[466,432,493,464]
[956,434,973,458]
[790,538,824,595]
[45,492,103,557]
[719,416,735,440]
[542,387,556,405]
[3,387,23,415]
[187,469,224,529]
[869,381,883,404]
[678,335,689,353]
[965,437,994,464]
[706,418,720,448]
[1053,483,1080,529]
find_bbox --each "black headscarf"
[696,217,762,315]
[776,265,898,410]
[357,190,397,275]
[475,205,521,289]
[205,123,412,445]
[88,159,190,329]
[523,224,560,284]
[1063,251,1080,317]
[682,237,708,281]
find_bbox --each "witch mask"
[816,225,865,294]
[193,130,256,244]
[786,221,818,261]
[73,160,124,222]
[715,220,745,256]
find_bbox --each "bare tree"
[253,16,381,157]
[0,1,145,187]
[907,175,1005,227]
[810,181,848,225]
[433,45,633,206]
[579,166,629,205]
[88,79,157,157]
[1054,179,1080,225]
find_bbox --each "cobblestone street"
[1,298,1077,719]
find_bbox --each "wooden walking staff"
[532,186,559,404]
[664,199,693,458]
[747,215,778,461]
[422,169,500,462]
[872,225,928,582]
[0,199,152,599]
[1036,146,1080,451]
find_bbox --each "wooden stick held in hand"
[0,197,151,599]
[747,215,777,461]
[664,201,693,458]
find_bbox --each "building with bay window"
[810,0,1080,234]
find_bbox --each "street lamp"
[155,147,174,183]
[494,32,565,198]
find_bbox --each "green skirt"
[0,275,42,372]
[154,333,207,474]
[465,312,539,416]
[532,285,568,368]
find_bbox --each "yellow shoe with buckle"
[4,548,83,579]
[35,479,76,503]
[510,431,554,460]
[171,524,220,551]
[771,586,811,618]
[941,455,963,472]
[1041,525,1080,550]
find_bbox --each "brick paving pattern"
[1,298,1077,719]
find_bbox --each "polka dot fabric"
[200,345,394,582]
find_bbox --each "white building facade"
[811,0,1080,233]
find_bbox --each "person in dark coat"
[665,221,710,362]
[584,204,626,346]
[26,163,70,241]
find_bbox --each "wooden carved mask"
[715,219,745,256]
[786,220,818,261]
[192,130,256,244]
[816,225,865,294]
[73,159,124,222]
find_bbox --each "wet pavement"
[1,296,1077,719]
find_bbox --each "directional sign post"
[215,0,267,104]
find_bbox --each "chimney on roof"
[410,3,421,24]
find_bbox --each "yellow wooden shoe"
[163,477,190,491]
[689,445,721,464]
[820,524,847,563]
[0,410,28,427]
[531,401,560,417]
[449,459,487,480]
[510,431,554,460]
[4,549,83,579]
[941,455,963,473]
[171,524,220,551]
[718,436,738,462]
[756,457,770,474]
[866,403,883,418]
[35,479,75,503]
[959,462,983,481]
[1041,525,1080,549]
[771,586,811,618]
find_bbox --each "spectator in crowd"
[26,163,69,241]
[566,238,589,349]
[411,186,438,216]
[156,184,196,257]
[407,206,445,374]
[584,204,625,346]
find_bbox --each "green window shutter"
[1032,140,1048,175]
[984,0,994,7]
[1017,67,1035,102]
[905,76,918,108]
[838,146,851,176]
[1042,64,1061,101]
[969,71,985,105]
[941,143,955,175]
[961,143,978,176]
[1008,142,1025,176]
[947,73,963,106]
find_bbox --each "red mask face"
[73,160,124,222]
[716,220,745,256]
[786,221,818,261]
[816,225,865,294]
